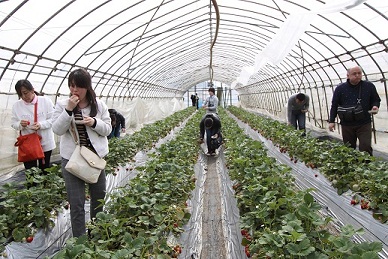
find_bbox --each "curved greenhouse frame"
[0,0,388,258]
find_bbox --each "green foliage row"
[220,108,382,258]
[0,107,196,255]
[104,107,197,174]
[0,165,66,249]
[228,106,388,223]
[51,109,204,258]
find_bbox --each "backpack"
[209,131,223,150]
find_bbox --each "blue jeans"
[113,124,121,138]
[290,110,306,131]
[108,124,121,139]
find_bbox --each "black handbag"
[337,85,364,122]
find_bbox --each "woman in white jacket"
[11,79,56,171]
[52,68,111,237]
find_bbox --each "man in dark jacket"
[329,66,381,155]
[191,94,196,107]
[108,109,126,138]
[199,113,222,155]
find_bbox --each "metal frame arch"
[120,32,209,96]
[219,24,270,49]
[0,0,77,83]
[103,24,208,98]
[82,3,174,96]
[122,3,211,94]
[128,44,210,97]
[123,28,210,87]
[113,21,211,97]
[27,1,113,93]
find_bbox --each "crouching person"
[199,113,222,156]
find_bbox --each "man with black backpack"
[199,113,222,156]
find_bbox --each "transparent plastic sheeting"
[0,111,190,258]
[229,112,388,259]
[179,148,247,259]
[234,0,368,86]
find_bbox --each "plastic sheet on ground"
[229,112,388,259]
[180,147,247,259]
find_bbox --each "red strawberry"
[245,246,250,257]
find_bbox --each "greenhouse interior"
[0,0,388,258]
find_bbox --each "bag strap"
[356,83,362,104]
[34,101,38,123]
[69,118,80,145]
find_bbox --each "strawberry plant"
[0,165,66,248]
[221,108,383,258]
[104,107,196,174]
[228,105,388,223]
[52,108,201,257]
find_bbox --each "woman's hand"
[30,122,41,131]
[82,116,95,127]
[66,95,80,111]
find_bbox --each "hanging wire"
[209,0,220,85]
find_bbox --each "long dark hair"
[68,68,98,117]
[15,79,39,98]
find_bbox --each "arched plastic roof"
[0,0,387,100]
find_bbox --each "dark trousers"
[206,128,219,153]
[24,150,52,171]
[61,158,106,237]
[341,123,373,155]
[290,110,306,131]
